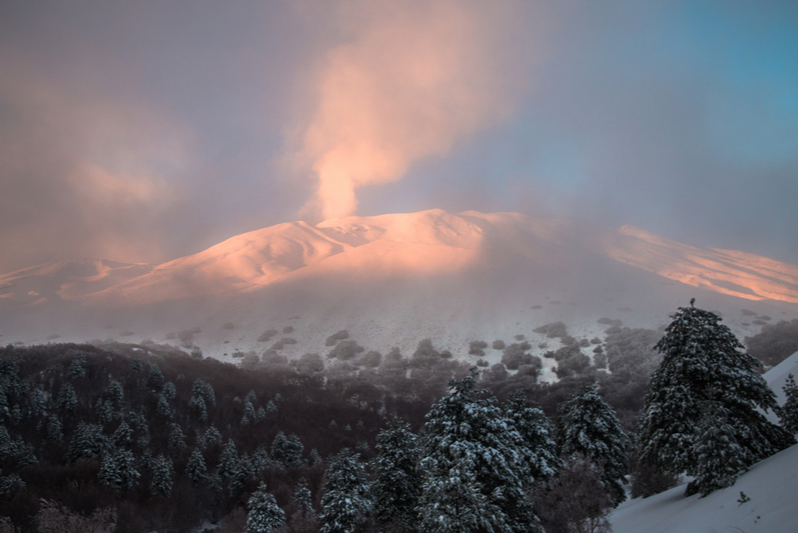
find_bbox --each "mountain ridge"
[0,209,796,361]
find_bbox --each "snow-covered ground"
[609,353,799,533]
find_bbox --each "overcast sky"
[0,0,796,273]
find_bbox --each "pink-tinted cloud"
[292,0,530,221]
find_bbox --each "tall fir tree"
[505,390,562,483]
[271,431,304,469]
[637,301,791,496]
[319,449,371,533]
[150,454,174,498]
[187,448,208,486]
[417,371,539,533]
[98,449,140,492]
[371,417,421,531]
[294,477,315,518]
[245,483,286,533]
[556,387,628,506]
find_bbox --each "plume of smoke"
[296,0,527,221]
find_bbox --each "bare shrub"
[468,340,488,356]
[325,330,350,347]
[258,329,279,342]
[328,340,365,361]
[532,457,613,533]
[492,340,505,350]
[502,343,535,370]
[35,499,117,533]
[745,319,798,368]
[533,322,568,339]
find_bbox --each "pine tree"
[68,423,111,462]
[245,483,286,533]
[108,379,124,410]
[780,373,798,437]
[200,425,223,448]
[150,454,174,498]
[505,390,562,483]
[168,423,187,456]
[187,448,208,486]
[294,477,315,518]
[417,371,539,533]
[189,394,208,423]
[271,431,304,469]
[371,417,421,530]
[217,438,240,479]
[112,421,133,448]
[638,302,791,496]
[46,414,63,442]
[192,378,216,407]
[556,387,628,506]
[319,449,371,533]
[688,403,748,496]
[56,383,78,414]
[98,449,139,492]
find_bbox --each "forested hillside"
[0,307,795,532]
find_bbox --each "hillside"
[0,210,795,363]
[609,353,799,533]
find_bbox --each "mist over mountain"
[1,210,796,369]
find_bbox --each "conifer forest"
[0,305,795,533]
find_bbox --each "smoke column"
[297,0,524,221]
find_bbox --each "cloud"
[0,65,188,272]
[292,0,531,221]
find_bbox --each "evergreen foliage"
[98,449,139,492]
[68,423,111,463]
[150,454,174,498]
[637,302,792,497]
[505,390,562,483]
[319,449,371,533]
[245,483,286,533]
[294,477,315,518]
[186,448,208,486]
[780,374,798,437]
[556,387,628,506]
[418,371,539,533]
[271,431,304,469]
[371,417,421,530]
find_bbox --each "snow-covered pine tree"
[168,423,187,456]
[112,421,133,448]
[637,301,792,496]
[417,371,539,533]
[271,431,304,469]
[294,477,315,518]
[371,417,421,530]
[187,448,208,486]
[319,449,371,533]
[150,454,174,498]
[245,482,286,533]
[98,449,139,492]
[56,382,78,414]
[505,390,562,483]
[199,425,223,448]
[46,414,63,442]
[68,422,111,462]
[217,438,240,479]
[688,402,748,496]
[189,394,208,423]
[556,386,628,506]
[781,373,798,437]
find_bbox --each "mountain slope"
[0,210,795,358]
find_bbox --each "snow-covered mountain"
[0,210,796,361]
